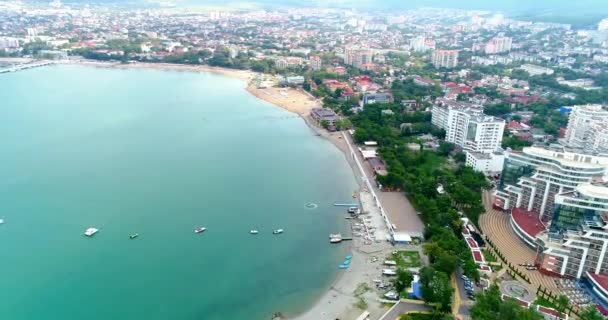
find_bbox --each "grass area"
[391,250,423,269]
[354,282,370,297]
[534,297,558,310]
[399,312,434,320]
[493,264,503,272]
[355,298,368,310]
[482,249,497,263]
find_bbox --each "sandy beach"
[60,60,322,117]
[246,86,321,116]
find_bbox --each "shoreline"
[7,58,391,320]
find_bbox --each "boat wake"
[304,202,318,210]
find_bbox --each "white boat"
[330,237,342,243]
[384,260,397,266]
[382,269,397,276]
[194,227,206,233]
[84,227,99,237]
[273,229,284,235]
[329,233,342,239]
[250,230,259,234]
[0,218,4,224]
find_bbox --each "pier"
[0,61,54,74]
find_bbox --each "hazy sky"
[24,0,608,24]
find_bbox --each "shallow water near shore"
[0,65,358,320]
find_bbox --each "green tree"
[419,267,453,313]
[471,285,543,320]
[579,306,604,320]
[554,295,569,313]
[395,268,414,296]
[437,141,455,156]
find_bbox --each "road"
[378,300,430,320]
[455,267,475,318]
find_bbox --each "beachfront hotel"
[493,144,608,302]
[494,146,608,222]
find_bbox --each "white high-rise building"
[485,36,512,54]
[431,101,505,153]
[564,104,608,154]
[410,36,427,52]
[308,56,322,71]
[431,49,459,68]
[432,101,505,174]
[344,46,373,69]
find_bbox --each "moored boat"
[330,237,342,243]
[84,227,99,237]
[250,230,259,234]
[195,227,206,233]
[130,233,139,239]
[329,233,341,239]
[272,229,284,235]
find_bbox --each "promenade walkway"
[479,191,559,294]
[342,132,424,238]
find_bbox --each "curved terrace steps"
[480,191,559,293]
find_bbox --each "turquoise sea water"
[0,65,358,320]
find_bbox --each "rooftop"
[512,208,546,238]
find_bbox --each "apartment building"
[564,104,608,154]
[344,46,373,69]
[308,55,322,71]
[431,101,504,153]
[485,36,512,54]
[431,49,459,68]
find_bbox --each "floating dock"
[334,203,358,207]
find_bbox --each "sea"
[0,64,358,320]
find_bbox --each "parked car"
[384,291,400,300]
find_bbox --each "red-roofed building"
[466,237,479,250]
[471,250,484,264]
[536,306,568,320]
[340,88,355,100]
[507,121,530,132]
[323,79,350,92]
[510,208,546,247]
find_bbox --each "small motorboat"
[129,233,139,239]
[194,227,206,233]
[250,230,259,234]
[84,227,99,237]
[272,229,284,235]
[338,264,349,269]
[329,233,342,239]
[330,238,342,243]
[0,218,4,224]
